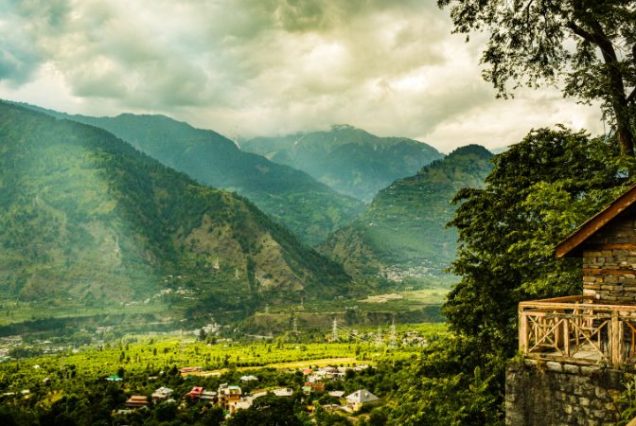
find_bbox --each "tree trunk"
[615,109,635,157]
[569,16,636,156]
[590,21,635,156]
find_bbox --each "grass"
[0,299,171,326]
[0,336,427,384]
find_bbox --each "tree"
[440,127,628,422]
[226,395,302,426]
[438,0,636,155]
[447,127,626,353]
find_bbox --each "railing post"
[563,318,570,357]
[611,310,622,368]
[519,305,528,354]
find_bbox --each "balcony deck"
[519,295,636,368]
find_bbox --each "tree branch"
[627,87,636,105]
[567,21,596,43]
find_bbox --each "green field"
[0,326,446,425]
[0,299,171,327]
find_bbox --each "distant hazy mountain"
[241,125,443,202]
[17,104,364,246]
[0,102,350,310]
[490,146,509,154]
[319,145,493,281]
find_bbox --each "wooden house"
[519,185,636,367]
[125,395,149,408]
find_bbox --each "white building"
[346,389,379,412]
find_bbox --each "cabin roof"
[555,184,636,258]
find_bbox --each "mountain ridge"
[319,144,493,281]
[241,125,444,202]
[13,102,364,246]
[0,101,351,311]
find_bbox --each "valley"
[0,322,445,425]
[0,99,485,425]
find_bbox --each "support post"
[519,307,528,354]
[563,318,570,357]
[611,310,622,368]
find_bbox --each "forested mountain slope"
[242,125,443,202]
[18,104,364,246]
[0,102,350,310]
[319,145,493,281]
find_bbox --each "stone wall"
[505,359,625,426]
[583,212,636,303]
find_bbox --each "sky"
[0,0,605,152]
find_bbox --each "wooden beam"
[555,184,636,258]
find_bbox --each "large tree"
[439,0,636,155]
[440,128,626,423]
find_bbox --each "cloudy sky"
[0,0,604,152]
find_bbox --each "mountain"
[16,105,364,246]
[319,145,493,281]
[241,125,443,202]
[0,101,351,311]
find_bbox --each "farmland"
[0,323,445,425]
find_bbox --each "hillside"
[319,145,493,281]
[17,105,364,246]
[0,102,351,311]
[241,125,443,202]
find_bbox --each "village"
[113,363,380,421]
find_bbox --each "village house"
[200,390,217,402]
[345,389,379,412]
[270,387,294,397]
[186,386,204,400]
[151,386,173,402]
[303,381,325,393]
[239,374,258,383]
[125,395,149,408]
[218,385,242,409]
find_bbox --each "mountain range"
[0,102,350,311]
[319,145,493,281]
[241,125,443,202]
[16,105,364,246]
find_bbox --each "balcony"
[519,295,636,368]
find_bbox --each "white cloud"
[0,0,603,151]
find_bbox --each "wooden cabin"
[519,184,636,367]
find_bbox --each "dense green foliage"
[319,145,492,280]
[439,0,636,155]
[0,102,351,314]
[383,127,630,424]
[242,124,443,202]
[22,105,364,246]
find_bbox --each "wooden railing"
[519,296,636,368]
